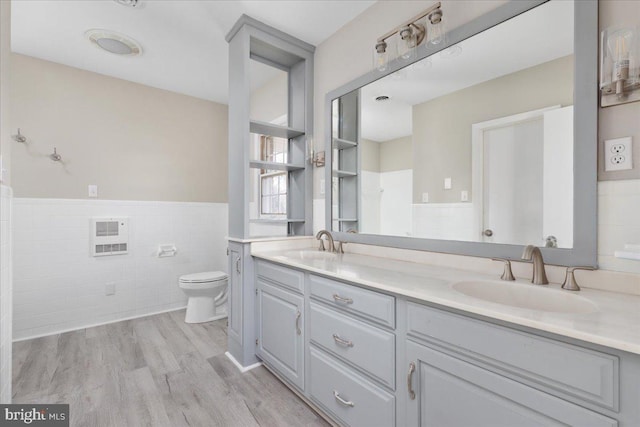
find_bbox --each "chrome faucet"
[521,245,549,285]
[316,230,336,252]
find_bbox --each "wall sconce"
[600,26,640,107]
[374,2,443,72]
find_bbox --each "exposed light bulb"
[399,26,417,61]
[374,41,388,72]
[428,10,444,45]
[607,28,635,96]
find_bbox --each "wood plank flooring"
[12,310,329,427]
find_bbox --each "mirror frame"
[324,0,598,267]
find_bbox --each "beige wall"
[360,138,380,172]
[10,54,228,202]
[413,55,573,203]
[381,136,412,173]
[250,71,288,124]
[361,135,412,173]
[0,0,10,186]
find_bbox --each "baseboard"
[225,351,263,373]
[13,305,188,342]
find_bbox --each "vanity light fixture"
[374,2,444,72]
[86,29,142,56]
[600,26,640,107]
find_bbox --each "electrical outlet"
[422,192,429,203]
[461,190,469,202]
[320,179,325,195]
[105,282,116,296]
[88,184,98,198]
[444,177,452,190]
[604,137,633,171]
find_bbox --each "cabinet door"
[405,340,617,427]
[227,246,243,345]
[257,279,304,390]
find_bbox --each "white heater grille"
[91,217,129,256]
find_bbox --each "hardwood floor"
[12,310,329,427]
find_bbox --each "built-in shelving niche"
[227,17,314,238]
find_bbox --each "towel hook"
[12,128,27,143]
[50,147,62,162]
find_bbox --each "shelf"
[250,218,305,224]
[250,120,305,139]
[333,138,357,150]
[333,169,357,178]
[249,161,305,171]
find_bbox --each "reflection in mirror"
[332,0,575,248]
[249,60,290,237]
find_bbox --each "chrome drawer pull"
[295,310,301,335]
[408,361,416,400]
[235,257,241,274]
[333,390,355,407]
[332,294,353,304]
[332,334,354,348]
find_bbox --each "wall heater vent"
[91,217,129,256]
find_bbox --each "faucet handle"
[492,258,515,281]
[562,266,595,291]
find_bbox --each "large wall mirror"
[325,0,598,266]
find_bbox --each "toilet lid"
[179,271,227,284]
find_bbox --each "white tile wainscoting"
[12,198,228,340]
[0,185,13,402]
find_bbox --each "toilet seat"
[179,271,227,284]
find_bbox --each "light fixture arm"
[376,2,441,45]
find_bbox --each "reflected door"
[482,119,544,245]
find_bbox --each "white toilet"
[178,271,228,323]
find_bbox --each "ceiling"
[361,0,574,142]
[11,0,375,104]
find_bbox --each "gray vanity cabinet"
[255,263,305,390]
[405,340,617,427]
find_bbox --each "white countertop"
[252,248,640,355]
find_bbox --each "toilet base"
[184,295,228,324]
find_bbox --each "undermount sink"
[283,250,339,261]
[451,280,598,314]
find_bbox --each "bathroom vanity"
[248,247,640,427]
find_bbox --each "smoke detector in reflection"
[375,95,390,102]
[113,0,139,7]
[86,30,142,56]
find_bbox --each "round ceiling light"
[375,95,390,102]
[85,29,142,56]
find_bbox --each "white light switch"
[444,178,452,190]
[422,192,429,203]
[88,185,98,198]
[461,190,469,202]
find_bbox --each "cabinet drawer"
[309,274,395,328]
[256,260,304,293]
[310,303,395,389]
[407,303,619,411]
[309,346,395,427]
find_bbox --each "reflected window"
[260,136,287,216]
